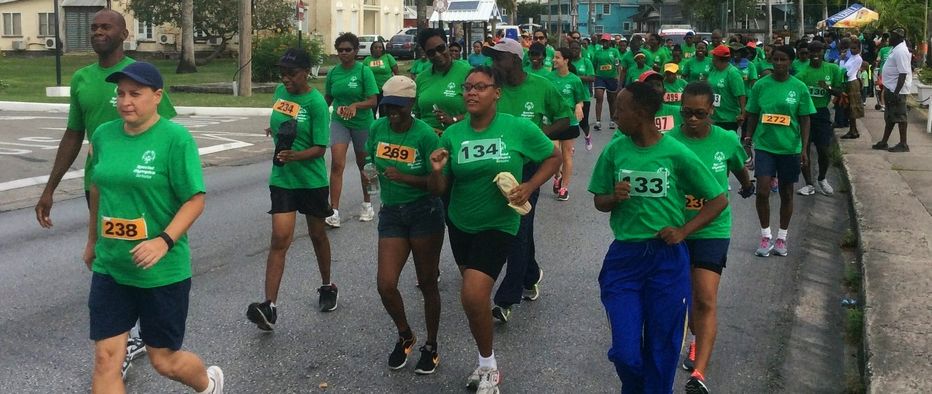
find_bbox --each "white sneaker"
[466,367,481,390]
[206,366,224,394]
[476,367,501,394]
[818,179,834,195]
[325,209,341,228]
[593,121,602,131]
[359,203,375,222]
[796,185,816,196]
[609,121,617,129]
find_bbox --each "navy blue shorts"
[594,77,619,92]
[88,273,190,350]
[809,107,833,147]
[377,197,445,238]
[447,222,515,280]
[685,238,730,275]
[754,149,800,184]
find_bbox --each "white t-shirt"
[882,42,912,94]
[843,54,862,82]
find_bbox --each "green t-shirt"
[524,65,551,77]
[795,62,845,109]
[547,71,587,126]
[624,63,653,86]
[587,134,723,241]
[409,58,431,76]
[413,60,472,132]
[668,125,747,239]
[682,56,712,82]
[620,49,652,76]
[440,113,555,235]
[524,45,556,70]
[663,78,688,105]
[89,118,204,288]
[499,73,573,129]
[571,57,595,101]
[736,61,759,89]
[655,103,683,133]
[707,64,747,124]
[326,62,379,130]
[747,75,817,155]
[791,59,810,75]
[365,117,439,205]
[268,85,331,189]
[362,53,398,90]
[593,47,623,78]
[682,43,697,59]
[878,46,892,68]
[642,46,671,70]
[68,56,177,190]
[756,58,774,73]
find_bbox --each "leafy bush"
[918,67,932,86]
[252,32,325,83]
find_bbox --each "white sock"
[777,229,788,240]
[197,377,215,394]
[269,301,276,308]
[761,227,772,239]
[362,202,372,208]
[331,208,339,216]
[688,333,696,343]
[478,351,497,369]
[322,283,332,287]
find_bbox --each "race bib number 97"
[762,114,791,126]
[273,99,301,118]
[458,139,502,164]
[654,115,675,132]
[619,170,668,198]
[101,216,148,241]
[376,142,416,164]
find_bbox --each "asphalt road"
[0,113,848,393]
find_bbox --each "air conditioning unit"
[207,37,222,46]
[123,41,137,51]
[158,33,175,45]
[45,38,56,49]
[12,40,26,50]
[597,14,603,20]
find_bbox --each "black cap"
[105,61,163,89]
[277,48,311,69]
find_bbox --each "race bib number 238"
[101,216,148,241]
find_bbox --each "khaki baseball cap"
[379,75,416,107]
[482,38,525,60]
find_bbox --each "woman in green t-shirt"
[412,28,471,136]
[427,67,561,393]
[325,33,380,227]
[548,48,587,202]
[362,41,399,118]
[86,61,223,393]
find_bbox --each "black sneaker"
[685,371,710,394]
[492,305,512,323]
[246,300,277,331]
[871,141,889,150]
[388,334,417,370]
[414,344,440,375]
[318,284,339,312]
[888,143,910,153]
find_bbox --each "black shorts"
[754,149,801,184]
[685,238,730,275]
[268,185,334,218]
[378,197,446,238]
[809,107,833,147]
[447,222,515,280]
[88,273,190,350]
[883,89,909,124]
[594,77,619,92]
[550,124,581,141]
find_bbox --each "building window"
[623,22,632,32]
[38,12,55,37]
[137,20,153,40]
[602,4,610,15]
[594,25,604,34]
[3,13,22,36]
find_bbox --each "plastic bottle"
[363,163,380,195]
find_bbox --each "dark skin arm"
[275,146,327,162]
[383,167,429,190]
[427,148,451,196]
[593,181,632,212]
[338,95,378,119]
[799,115,810,167]
[732,166,753,190]
[893,73,907,95]
[507,147,562,205]
[743,112,759,143]
[36,128,85,228]
[542,117,570,138]
[658,194,728,244]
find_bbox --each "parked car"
[358,35,387,58]
[396,28,418,37]
[658,27,696,45]
[387,34,416,59]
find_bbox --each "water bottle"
[363,163,380,195]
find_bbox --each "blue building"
[540,0,687,36]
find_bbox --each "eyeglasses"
[534,36,547,41]
[571,35,581,40]
[461,82,496,92]
[680,109,710,119]
[337,47,355,53]
[426,44,447,57]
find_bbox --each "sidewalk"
[840,97,932,392]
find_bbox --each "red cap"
[638,70,661,83]
[710,44,731,57]
[601,33,612,41]
[746,41,758,49]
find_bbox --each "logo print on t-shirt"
[524,102,534,111]
[142,150,156,164]
[712,151,727,172]
[444,81,457,98]
[110,86,118,107]
[786,90,798,104]
[348,75,359,89]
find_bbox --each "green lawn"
[0,54,413,107]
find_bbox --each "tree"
[178,0,195,73]
[496,0,517,25]
[417,0,428,30]
[515,2,547,25]
[128,0,294,70]
[867,0,925,45]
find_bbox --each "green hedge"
[252,33,325,83]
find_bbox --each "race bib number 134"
[458,139,502,164]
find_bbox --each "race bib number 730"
[101,216,148,241]
[458,139,503,164]
[618,170,668,198]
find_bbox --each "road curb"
[0,101,271,117]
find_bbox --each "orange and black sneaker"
[414,343,440,375]
[685,370,710,394]
[682,340,696,371]
[388,334,417,370]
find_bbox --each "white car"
[358,35,387,58]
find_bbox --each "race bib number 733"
[458,138,503,164]
[618,170,668,198]
[101,216,148,241]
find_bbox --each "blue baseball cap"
[105,61,164,89]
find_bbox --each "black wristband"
[158,232,175,250]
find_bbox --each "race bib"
[809,87,827,97]
[618,170,668,198]
[762,114,791,126]
[713,94,721,107]
[273,99,301,118]
[599,64,613,71]
[101,216,148,241]
[458,138,503,164]
[685,195,705,210]
[376,142,416,164]
[654,115,675,132]
[664,92,682,103]
[369,60,384,67]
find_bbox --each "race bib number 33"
[458,139,502,164]
[762,114,791,126]
[101,216,148,241]
[619,170,668,198]
[273,99,301,118]
[376,142,416,164]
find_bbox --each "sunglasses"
[461,82,496,92]
[426,44,447,57]
[680,109,710,120]
[337,47,355,53]
[535,36,547,40]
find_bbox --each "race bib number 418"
[618,170,668,198]
[101,216,148,241]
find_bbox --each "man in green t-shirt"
[681,42,712,82]
[794,41,844,197]
[667,81,755,393]
[707,44,747,132]
[874,35,892,110]
[593,34,624,131]
[588,81,726,393]
[639,70,682,133]
[642,33,672,73]
[682,32,697,59]
[484,38,571,321]
[619,35,648,87]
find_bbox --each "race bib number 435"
[273,99,301,118]
[101,216,148,241]
[762,114,791,126]
[458,138,503,164]
[376,142,416,164]
[618,170,668,198]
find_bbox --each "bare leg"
[306,215,332,284]
[329,143,350,210]
[560,138,576,188]
[411,233,444,344]
[778,179,795,230]
[690,268,722,375]
[353,149,371,204]
[92,333,128,394]
[897,121,909,145]
[755,175,772,229]
[594,88,605,123]
[377,237,413,334]
[147,346,210,392]
[265,212,296,302]
[461,269,495,356]
[800,143,814,186]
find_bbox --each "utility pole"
[798,0,805,38]
[557,0,563,41]
[237,0,252,96]
[767,0,773,42]
[588,0,594,35]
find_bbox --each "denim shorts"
[684,238,730,275]
[88,273,190,350]
[754,149,801,184]
[594,77,619,92]
[377,197,446,239]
